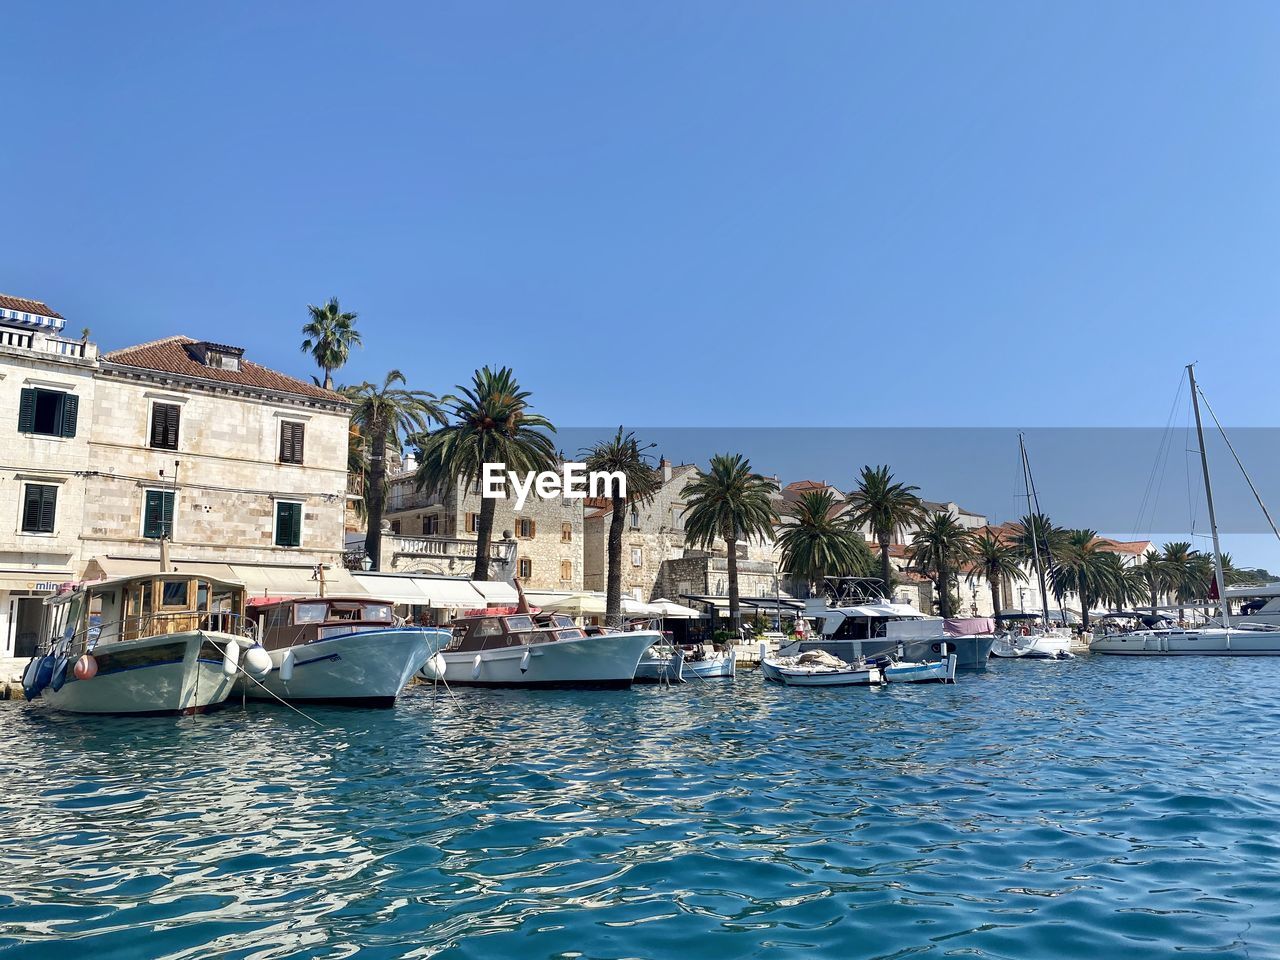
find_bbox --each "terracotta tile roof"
[103,335,346,403]
[0,293,63,319]
[1094,537,1152,555]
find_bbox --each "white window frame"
[631,547,643,567]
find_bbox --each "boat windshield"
[504,615,535,633]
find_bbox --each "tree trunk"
[323,368,333,391]
[474,492,497,581]
[878,531,892,600]
[1150,584,1158,617]
[605,492,625,628]
[938,562,951,618]
[727,535,741,629]
[1080,586,1091,631]
[364,424,386,570]
[989,578,1001,618]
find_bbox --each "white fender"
[222,642,241,677]
[243,645,272,679]
[420,652,446,681]
[280,648,296,682]
[472,654,483,680]
[520,648,531,673]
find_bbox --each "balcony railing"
[0,327,97,360]
[388,536,515,566]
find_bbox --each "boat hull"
[884,654,957,683]
[767,660,882,686]
[779,636,993,670]
[39,632,241,715]
[992,633,1073,659]
[683,653,735,679]
[634,649,685,684]
[241,627,447,705]
[442,630,657,688]
[1091,628,1280,656]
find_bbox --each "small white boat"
[761,648,955,686]
[239,596,448,706]
[634,642,685,683]
[23,572,266,715]
[681,646,735,679]
[433,610,657,688]
[991,613,1073,659]
[884,652,958,683]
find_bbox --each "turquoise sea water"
[2,657,1279,959]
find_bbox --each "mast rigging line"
[1195,387,1280,546]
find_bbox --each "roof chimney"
[660,457,672,482]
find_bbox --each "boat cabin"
[44,573,245,657]
[447,612,585,652]
[247,596,397,652]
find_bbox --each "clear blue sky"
[4,3,1279,560]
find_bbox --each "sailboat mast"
[1187,364,1230,629]
[1019,433,1051,624]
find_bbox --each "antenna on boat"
[1186,364,1230,629]
[514,577,530,614]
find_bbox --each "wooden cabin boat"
[22,572,263,715]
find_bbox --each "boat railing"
[45,611,254,658]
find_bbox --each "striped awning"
[1,309,64,330]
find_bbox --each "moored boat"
[991,614,1074,659]
[432,610,658,689]
[681,645,735,679]
[238,596,448,706]
[761,646,956,686]
[634,640,685,683]
[23,572,266,715]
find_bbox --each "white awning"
[85,557,241,584]
[350,574,435,605]
[0,570,76,592]
[83,557,366,598]
[472,581,518,605]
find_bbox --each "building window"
[465,512,477,533]
[631,547,643,567]
[149,403,181,450]
[279,421,305,464]
[21,484,57,533]
[423,514,440,535]
[630,508,640,529]
[275,501,303,547]
[517,517,536,539]
[518,558,532,579]
[390,519,401,535]
[18,388,78,438]
[561,522,573,543]
[560,560,572,581]
[142,489,176,540]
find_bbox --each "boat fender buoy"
[50,658,70,692]
[21,657,41,699]
[520,649,531,673]
[243,645,272,679]
[420,652,446,681]
[222,642,241,678]
[33,655,56,696]
[280,649,296,682]
[472,654,483,680]
[74,654,98,681]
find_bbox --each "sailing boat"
[1092,365,1280,656]
[990,435,1074,660]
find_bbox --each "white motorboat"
[884,652,958,683]
[778,580,994,670]
[990,615,1074,659]
[23,572,266,715]
[1094,365,1280,657]
[239,596,449,706]
[430,610,658,688]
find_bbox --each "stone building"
[0,295,98,657]
[381,458,582,591]
[83,336,351,568]
[0,298,352,660]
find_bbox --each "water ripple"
[1,656,1278,958]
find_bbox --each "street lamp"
[360,554,373,572]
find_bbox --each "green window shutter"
[18,388,35,433]
[22,485,56,533]
[166,404,179,448]
[275,502,302,547]
[144,490,175,539]
[59,393,79,438]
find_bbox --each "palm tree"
[1160,541,1202,621]
[909,512,976,618]
[1135,549,1170,616]
[416,366,556,581]
[1095,553,1146,612]
[846,465,927,601]
[344,371,444,570]
[778,490,874,595]
[968,531,1027,615]
[682,454,780,628]
[301,297,362,390]
[1049,529,1115,630]
[583,428,663,627]
[347,423,370,521]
